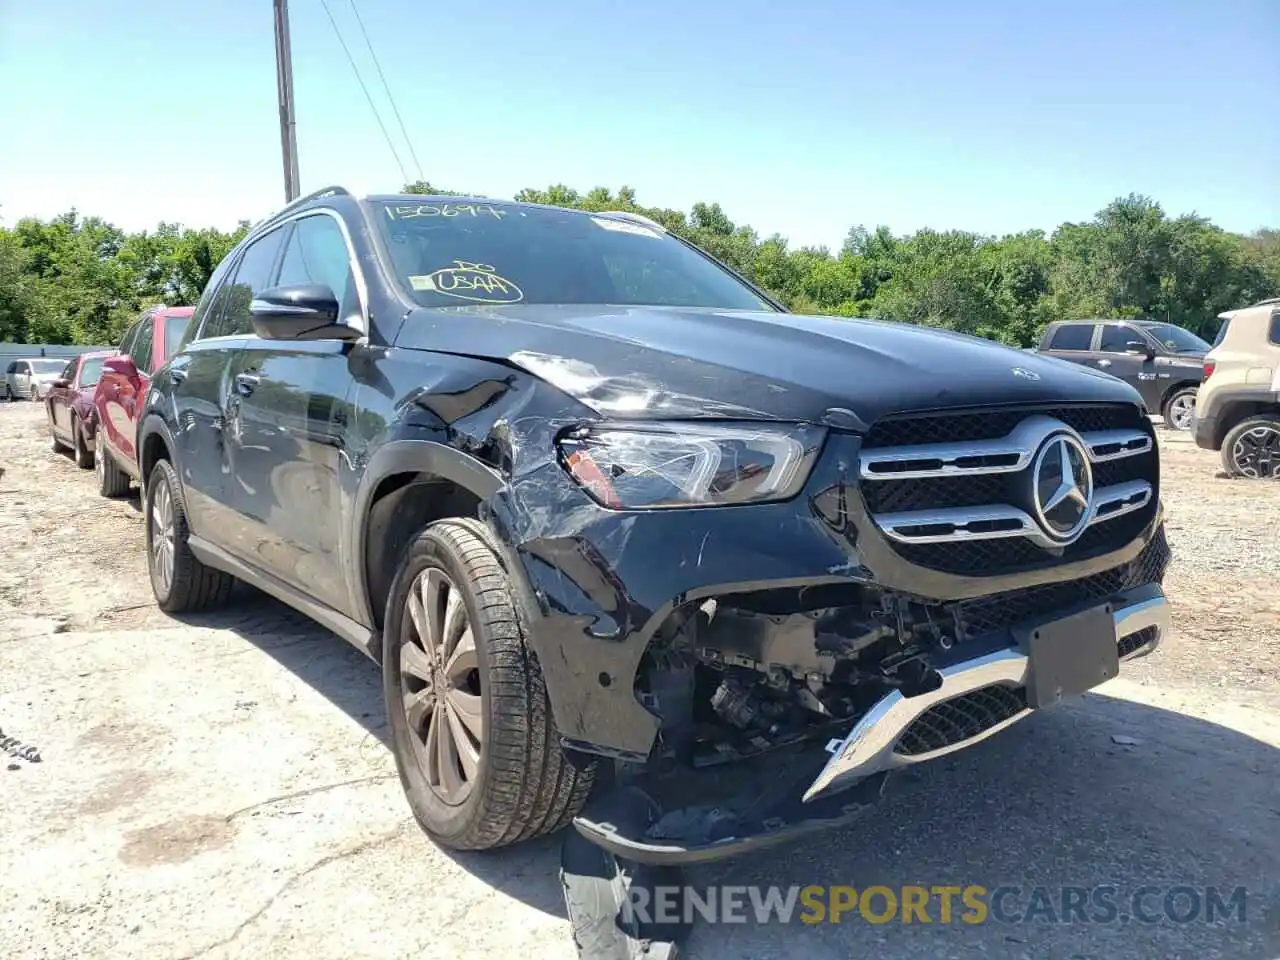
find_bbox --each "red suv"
[94,305,194,497]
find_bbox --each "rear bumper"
[803,583,1169,800]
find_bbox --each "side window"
[276,214,355,309]
[60,360,77,381]
[4,363,14,375]
[1269,314,1280,346]
[164,314,193,358]
[79,357,105,387]
[1212,318,1231,347]
[1049,324,1095,351]
[17,362,30,375]
[1098,324,1140,353]
[118,321,141,359]
[203,227,287,339]
[133,318,156,372]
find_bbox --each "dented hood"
[393,303,1141,424]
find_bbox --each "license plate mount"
[1014,602,1119,709]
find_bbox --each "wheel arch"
[137,414,180,494]
[1215,397,1280,449]
[1159,379,1199,410]
[351,441,508,641]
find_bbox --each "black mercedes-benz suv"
[139,187,1170,955]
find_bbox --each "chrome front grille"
[860,404,1158,576]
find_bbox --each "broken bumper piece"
[803,583,1171,801]
[571,584,1170,867]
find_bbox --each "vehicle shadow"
[193,591,1279,958]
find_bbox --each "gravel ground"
[0,400,1277,960]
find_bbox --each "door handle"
[1096,359,1112,368]
[170,368,188,384]
[235,373,260,397]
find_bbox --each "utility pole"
[273,0,301,202]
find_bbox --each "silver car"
[3,358,68,401]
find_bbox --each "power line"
[316,0,410,185]
[347,0,425,183]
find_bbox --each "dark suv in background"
[138,187,1171,958]
[1037,318,1209,430]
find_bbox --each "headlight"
[558,422,826,509]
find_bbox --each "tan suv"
[1192,298,1280,478]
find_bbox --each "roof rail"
[598,210,667,233]
[251,185,352,233]
[1251,297,1280,307]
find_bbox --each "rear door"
[223,212,359,613]
[182,226,289,554]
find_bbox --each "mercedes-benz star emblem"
[1032,433,1093,542]
[1011,367,1041,380]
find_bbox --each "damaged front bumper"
[572,583,1171,866]
[803,582,1170,800]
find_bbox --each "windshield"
[1138,322,1210,354]
[375,200,775,312]
[30,359,66,374]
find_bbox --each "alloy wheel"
[399,567,484,804]
[149,476,176,593]
[1232,425,1280,479]
[1167,393,1195,431]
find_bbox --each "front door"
[222,212,360,615]
[1091,323,1162,411]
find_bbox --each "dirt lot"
[1,400,1277,960]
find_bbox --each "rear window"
[376,201,774,311]
[165,314,192,358]
[1049,324,1094,351]
[1213,317,1231,347]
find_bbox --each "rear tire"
[382,517,594,851]
[72,415,93,469]
[144,459,236,612]
[96,444,132,497]
[1161,387,1197,431]
[1221,415,1280,479]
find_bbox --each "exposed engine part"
[710,678,787,731]
[638,649,697,757]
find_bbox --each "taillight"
[1203,360,1216,379]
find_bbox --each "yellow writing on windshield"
[410,261,524,303]
[387,203,507,220]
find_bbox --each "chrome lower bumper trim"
[803,584,1171,802]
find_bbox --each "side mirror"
[51,377,71,389]
[1125,341,1155,360]
[250,284,359,342]
[102,355,140,381]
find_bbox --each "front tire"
[382,517,594,851]
[72,415,93,469]
[1221,415,1280,479]
[145,459,236,612]
[1162,387,1197,431]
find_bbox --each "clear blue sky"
[2,0,1276,249]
